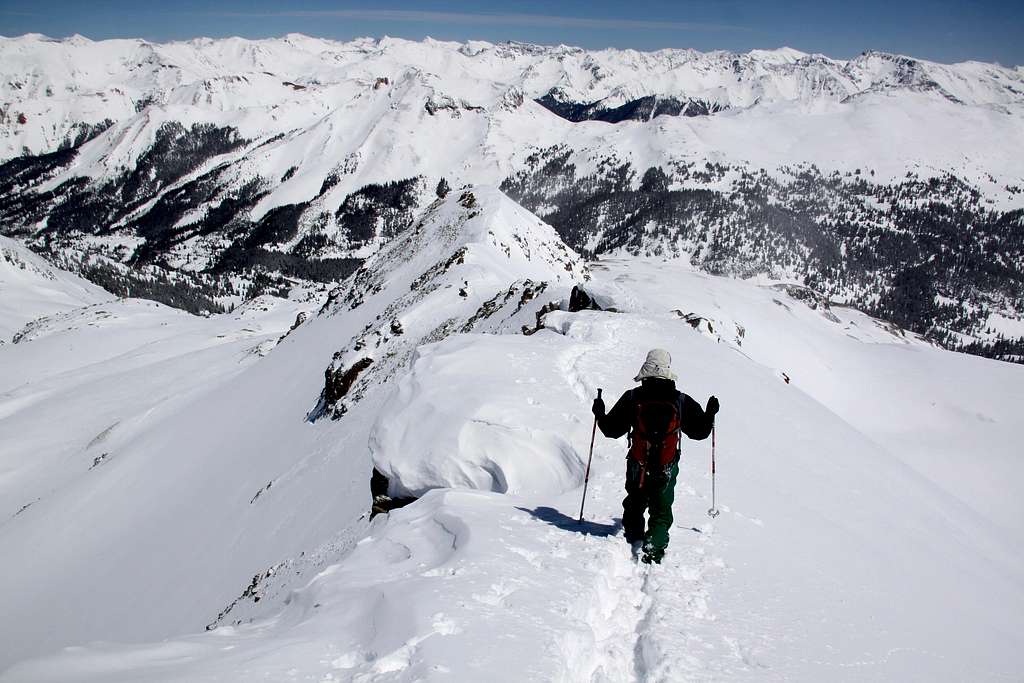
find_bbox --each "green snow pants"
[623,458,679,563]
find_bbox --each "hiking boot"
[629,540,643,561]
[641,542,664,565]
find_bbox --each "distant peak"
[748,46,808,61]
[6,32,54,42]
[856,49,919,64]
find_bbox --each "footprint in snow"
[472,583,515,607]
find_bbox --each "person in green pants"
[592,349,719,564]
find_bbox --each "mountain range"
[1,33,1023,360]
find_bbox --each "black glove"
[592,397,606,418]
[706,396,720,416]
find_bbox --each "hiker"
[592,349,719,564]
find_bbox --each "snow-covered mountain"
[1,185,1021,680]
[2,34,1022,163]
[3,30,1024,680]
[0,185,584,668]
[1,33,1023,361]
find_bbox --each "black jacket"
[597,377,714,442]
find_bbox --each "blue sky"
[1,0,1022,66]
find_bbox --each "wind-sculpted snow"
[370,335,586,497]
[1,59,1023,672]
[6,257,1022,681]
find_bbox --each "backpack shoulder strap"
[630,387,641,429]
[676,392,685,433]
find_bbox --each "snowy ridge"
[1,41,1023,676]
[321,185,584,318]
[314,185,585,420]
[0,185,588,667]
[3,253,1022,681]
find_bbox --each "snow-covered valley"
[1,186,1022,680]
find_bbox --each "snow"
[0,236,112,341]
[984,311,1024,339]
[0,186,584,669]
[2,191,1022,679]
[0,292,329,662]
[370,334,587,497]
[2,32,1023,221]
[2,50,1019,683]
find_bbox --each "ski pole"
[578,388,602,523]
[707,425,720,518]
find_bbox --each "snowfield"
[1,187,1022,680]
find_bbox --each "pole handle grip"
[597,388,602,399]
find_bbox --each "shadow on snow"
[516,506,624,537]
